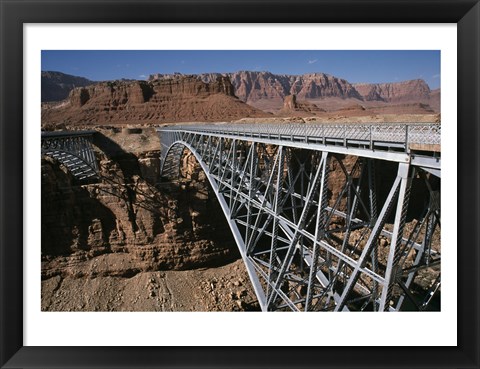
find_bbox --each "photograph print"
[40,50,441,312]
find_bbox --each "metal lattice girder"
[157,124,441,312]
[41,130,99,181]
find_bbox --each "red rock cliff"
[41,75,267,127]
[353,79,431,102]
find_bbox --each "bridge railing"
[159,123,441,152]
[41,130,97,138]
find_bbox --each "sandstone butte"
[41,75,270,128]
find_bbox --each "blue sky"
[41,50,441,89]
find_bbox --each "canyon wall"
[227,71,363,103]
[153,71,438,113]
[353,79,432,102]
[41,128,240,281]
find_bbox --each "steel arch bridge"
[41,130,99,181]
[157,123,441,312]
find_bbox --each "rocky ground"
[42,258,259,312]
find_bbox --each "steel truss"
[158,125,441,312]
[41,130,99,181]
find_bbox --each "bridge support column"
[266,151,329,310]
[305,151,329,311]
[379,162,412,311]
[334,162,411,312]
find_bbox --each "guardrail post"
[369,125,373,149]
[405,125,409,152]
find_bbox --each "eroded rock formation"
[353,79,432,103]
[156,71,439,113]
[41,128,240,282]
[277,94,327,116]
[41,71,440,126]
[41,75,268,127]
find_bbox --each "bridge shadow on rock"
[93,131,242,267]
[91,132,166,234]
[41,157,116,262]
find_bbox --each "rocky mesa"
[42,74,269,127]
[150,71,440,114]
[42,70,441,127]
[353,79,432,103]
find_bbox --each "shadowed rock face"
[41,71,95,102]
[41,129,241,281]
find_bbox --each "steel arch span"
[41,130,99,181]
[157,124,441,312]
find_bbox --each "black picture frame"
[1,0,479,368]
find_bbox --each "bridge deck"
[157,122,441,168]
[41,130,97,138]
